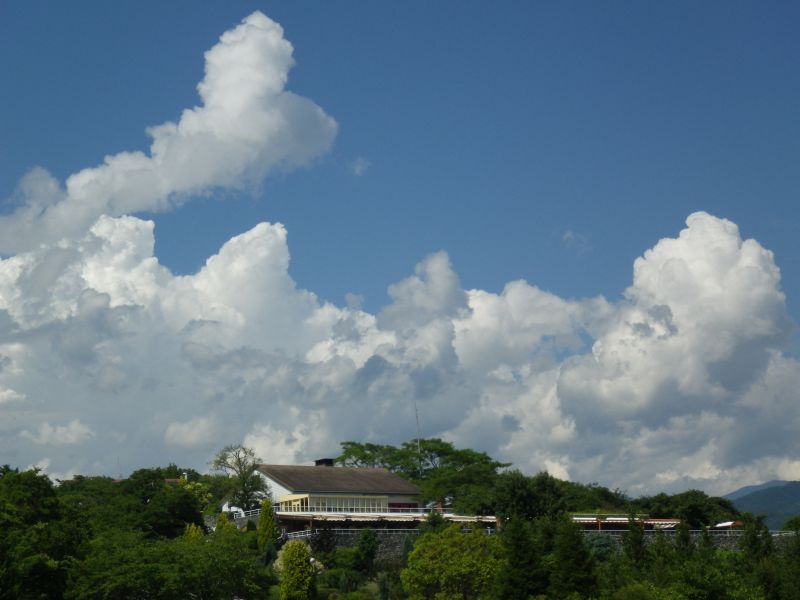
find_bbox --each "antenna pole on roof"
[414,401,422,473]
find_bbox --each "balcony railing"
[227,505,495,522]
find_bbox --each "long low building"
[252,459,496,531]
[572,514,682,530]
[257,459,422,513]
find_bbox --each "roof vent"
[315,458,335,467]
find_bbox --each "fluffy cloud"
[552,213,795,494]
[165,416,218,449]
[2,206,796,494]
[0,12,336,254]
[1,11,798,496]
[21,419,95,445]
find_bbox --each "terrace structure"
[571,514,682,531]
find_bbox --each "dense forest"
[2,439,800,599]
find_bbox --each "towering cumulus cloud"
[0,12,337,253]
[0,12,798,495]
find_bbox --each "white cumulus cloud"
[0,10,798,498]
[21,419,95,445]
[0,12,337,254]
[165,416,218,449]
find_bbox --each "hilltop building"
[245,459,495,533]
[257,459,421,514]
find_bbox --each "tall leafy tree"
[337,438,507,513]
[66,524,269,599]
[549,517,597,598]
[212,444,268,510]
[673,519,693,557]
[353,528,380,579]
[401,524,501,600]
[337,442,400,469]
[257,497,280,563]
[632,489,738,528]
[495,517,548,599]
[622,516,647,570]
[0,467,86,599]
[739,513,778,598]
[777,527,800,600]
[0,466,62,524]
[279,540,315,600]
[492,470,539,521]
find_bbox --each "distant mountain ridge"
[725,480,800,530]
[723,480,788,501]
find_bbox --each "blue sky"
[1,2,799,494]
[4,2,798,315]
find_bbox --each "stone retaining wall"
[325,529,420,564]
[583,530,797,552]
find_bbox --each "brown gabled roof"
[256,464,420,496]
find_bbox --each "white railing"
[230,506,490,519]
[285,527,495,539]
[226,507,266,520]
[277,506,438,515]
[285,529,316,539]
[286,528,422,539]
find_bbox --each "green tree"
[610,583,663,599]
[66,523,269,599]
[782,514,800,532]
[559,479,631,513]
[739,513,777,598]
[401,524,501,600]
[777,528,800,600]
[353,528,380,578]
[377,570,405,600]
[257,497,280,562]
[310,523,337,564]
[179,474,213,511]
[646,531,675,589]
[212,444,268,510]
[696,525,716,563]
[337,441,401,469]
[418,510,448,535]
[414,441,508,514]
[337,439,507,513]
[622,516,647,570]
[549,517,597,598]
[673,520,693,558]
[198,472,236,513]
[585,532,617,563]
[279,540,315,600]
[216,511,236,533]
[0,466,62,524]
[495,517,547,599]
[65,530,163,599]
[740,513,774,565]
[57,475,137,534]
[100,467,204,538]
[0,467,85,600]
[141,483,203,538]
[632,489,737,528]
[492,470,540,521]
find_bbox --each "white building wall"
[258,472,291,500]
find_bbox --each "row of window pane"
[279,495,389,512]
